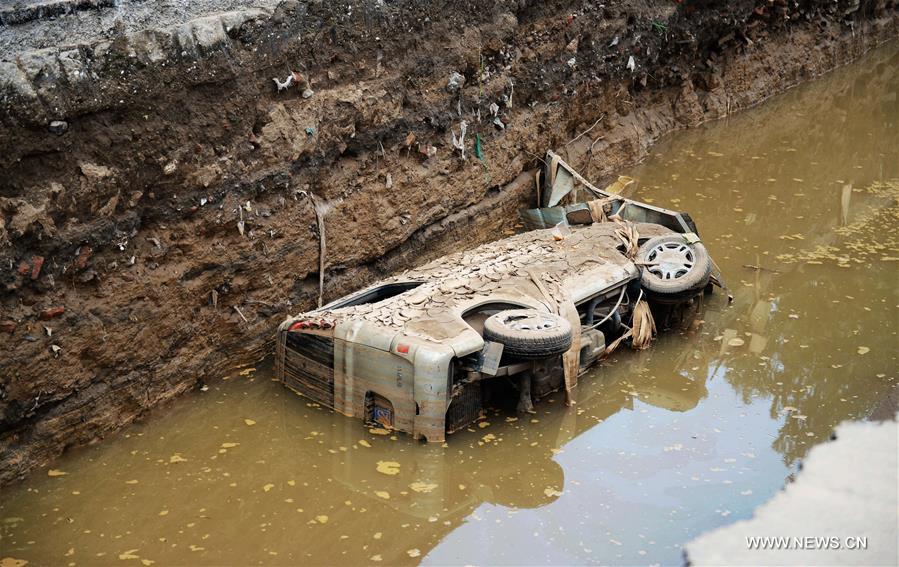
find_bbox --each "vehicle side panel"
[335,339,416,433]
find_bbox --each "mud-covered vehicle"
[276,152,722,442]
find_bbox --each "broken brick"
[31,256,45,280]
[39,307,65,320]
[1,320,16,334]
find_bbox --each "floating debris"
[777,180,898,266]
[375,461,400,475]
[409,481,438,493]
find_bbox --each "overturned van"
[276,151,723,442]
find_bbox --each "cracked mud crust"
[291,221,673,343]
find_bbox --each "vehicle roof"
[289,221,675,349]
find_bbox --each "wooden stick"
[743,264,781,274]
[565,114,605,146]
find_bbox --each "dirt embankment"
[0,0,896,484]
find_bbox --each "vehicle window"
[329,282,423,308]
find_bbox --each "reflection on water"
[624,42,898,470]
[1,44,897,567]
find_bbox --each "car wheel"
[636,235,712,298]
[483,309,573,359]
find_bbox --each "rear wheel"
[483,309,572,359]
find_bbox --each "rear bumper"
[276,324,454,443]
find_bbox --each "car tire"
[483,309,573,359]
[636,235,712,297]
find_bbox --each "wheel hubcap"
[504,314,558,331]
[646,242,695,280]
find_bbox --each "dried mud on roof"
[309,221,673,342]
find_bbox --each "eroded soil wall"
[1,0,896,484]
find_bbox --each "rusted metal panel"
[446,383,481,433]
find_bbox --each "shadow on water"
[0,43,896,567]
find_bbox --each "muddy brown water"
[2,45,897,566]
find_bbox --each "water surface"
[1,44,896,566]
